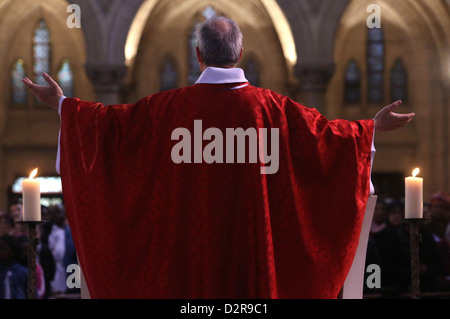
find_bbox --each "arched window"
[202,5,217,20]
[188,6,217,85]
[367,27,384,103]
[344,60,361,103]
[390,58,407,102]
[160,60,178,91]
[57,59,74,97]
[244,60,260,87]
[33,20,51,87]
[11,59,27,105]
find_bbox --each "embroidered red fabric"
[60,84,374,299]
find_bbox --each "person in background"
[0,213,15,236]
[48,204,68,295]
[425,192,450,243]
[7,200,22,222]
[385,200,404,228]
[436,223,450,291]
[48,204,77,296]
[370,200,404,296]
[0,235,28,299]
[370,198,387,236]
[38,206,56,299]
[423,202,432,220]
[7,201,26,237]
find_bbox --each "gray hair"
[196,16,243,67]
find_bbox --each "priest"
[23,16,414,299]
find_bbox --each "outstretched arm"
[22,73,63,110]
[373,100,415,132]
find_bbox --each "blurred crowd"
[365,191,450,298]
[1,190,449,299]
[0,201,79,299]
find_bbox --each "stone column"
[85,63,128,105]
[294,63,335,114]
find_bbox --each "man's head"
[0,214,14,236]
[387,200,404,227]
[196,16,243,70]
[0,235,21,264]
[373,199,387,225]
[49,204,66,227]
[430,191,450,220]
[8,200,22,222]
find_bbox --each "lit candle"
[22,168,41,221]
[405,168,423,219]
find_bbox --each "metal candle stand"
[401,218,423,299]
[17,221,44,299]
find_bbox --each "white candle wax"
[22,168,41,221]
[405,168,423,219]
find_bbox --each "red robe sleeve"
[59,85,374,299]
[273,97,374,298]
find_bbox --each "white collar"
[195,67,248,84]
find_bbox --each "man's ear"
[196,47,203,64]
[238,47,244,63]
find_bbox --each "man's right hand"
[22,73,63,110]
[373,100,415,132]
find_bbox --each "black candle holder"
[17,221,44,299]
[401,218,424,299]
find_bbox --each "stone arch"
[125,0,296,71]
[124,0,297,101]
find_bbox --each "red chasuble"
[59,83,374,299]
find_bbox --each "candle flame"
[29,168,38,179]
[412,168,420,177]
